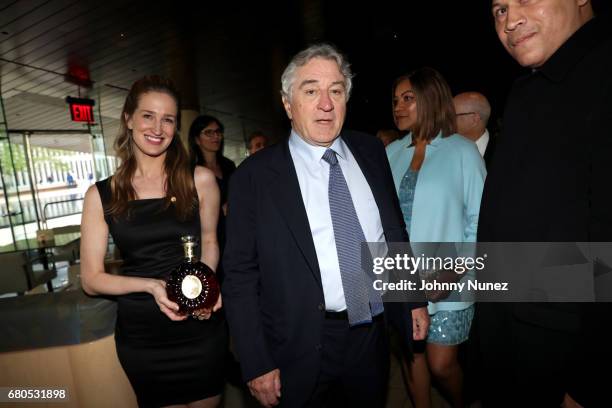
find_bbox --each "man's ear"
[576,0,594,20]
[282,95,292,120]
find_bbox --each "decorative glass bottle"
[166,235,219,315]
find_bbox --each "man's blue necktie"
[322,148,383,326]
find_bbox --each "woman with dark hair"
[188,115,236,217]
[386,67,486,408]
[80,76,226,408]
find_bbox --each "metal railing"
[42,197,84,226]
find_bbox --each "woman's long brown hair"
[393,67,456,142]
[107,75,196,220]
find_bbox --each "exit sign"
[66,97,95,123]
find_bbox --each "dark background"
[1,0,609,144]
[324,1,520,133]
[203,0,611,137]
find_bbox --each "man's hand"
[247,368,281,407]
[411,306,429,340]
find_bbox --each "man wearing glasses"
[453,92,494,169]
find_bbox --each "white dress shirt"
[288,130,385,311]
[475,129,490,157]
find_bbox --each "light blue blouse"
[386,132,486,313]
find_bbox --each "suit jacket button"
[315,344,322,351]
[318,303,324,311]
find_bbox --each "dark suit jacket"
[223,130,424,383]
[482,131,496,171]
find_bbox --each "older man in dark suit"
[223,44,429,407]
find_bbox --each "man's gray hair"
[280,43,353,102]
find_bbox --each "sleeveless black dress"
[96,178,227,408]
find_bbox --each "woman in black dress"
[80,76,226,408]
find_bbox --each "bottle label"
[181,275,203,299]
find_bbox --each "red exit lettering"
[70,104,94,123]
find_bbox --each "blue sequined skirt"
[427,305,475,345]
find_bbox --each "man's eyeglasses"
[201,129,224,138]
[456,112,477,117]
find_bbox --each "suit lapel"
[266,140,322,288]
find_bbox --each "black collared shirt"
[479,15,612,242]
[475,16,612,407]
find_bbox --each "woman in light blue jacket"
[387,67,486,408]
